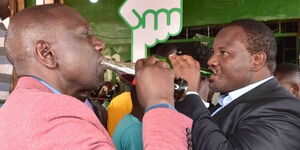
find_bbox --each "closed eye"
[220,50,228,56]
[82,30,90,36]
[81,27,93,36]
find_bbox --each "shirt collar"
[31,76,61,94]
[218,76,274,106]
[84,99,94,110]
[1,17,9,29]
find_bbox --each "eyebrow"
[212,47,226,51]
[219,47,227,50]
[74,24,89,31]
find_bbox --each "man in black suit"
[170,19,300,149]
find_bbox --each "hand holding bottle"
[135,56,175,109]
[169,54,201,92]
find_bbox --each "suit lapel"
[212,78,281,121]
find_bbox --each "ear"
[291,83,300,97]
[251,52,267,71]
[34,40,57,68]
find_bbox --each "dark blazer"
[176,78,300,150]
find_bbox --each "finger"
[170,55,184,72]
[169,54,179,67]
[181,55,195,65]
[195,60,200,68]
[169,56,181,77]
[144,56,159,66]
[171,56,184,76]
[155,60,170,68]
[135,58,146,71]
[176,55,188,66]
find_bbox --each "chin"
[209,83,221,92]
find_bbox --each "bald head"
[5,4,81,76]
[4,3,106,96]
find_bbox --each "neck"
[250,69,272,84]
[25,72,78,97]
[131,106,144,121]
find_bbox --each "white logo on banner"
[119,0,183,61]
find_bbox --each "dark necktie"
[208,93,228,113]
[208,103,221,113]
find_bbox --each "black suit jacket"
[176,78,300,150]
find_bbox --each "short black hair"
[275,63,299,76]
[179,42,212,69]
[155,44,178,57]
[225,19,277,72]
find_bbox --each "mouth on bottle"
[99,57,106,65]
[200,68,213,78]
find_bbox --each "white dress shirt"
[211,76,274,116]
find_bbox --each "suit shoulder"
[241,94,300,121]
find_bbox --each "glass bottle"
[100,57,188,101]
[152,54,213,78]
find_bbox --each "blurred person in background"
[0,0,12,107]
[112,86,144,150]
[274,63,300,99]
[106,82,133,136]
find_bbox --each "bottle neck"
[100,58,135,75]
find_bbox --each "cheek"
[220,61,251,84]
[59,54,91,76]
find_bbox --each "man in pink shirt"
[0,4,192,149]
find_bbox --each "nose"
[91,35,105,52]
[207,54,218,68]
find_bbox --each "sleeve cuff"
[186,91,210,108]
[186,91,199,95]
[145,103,176,113]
